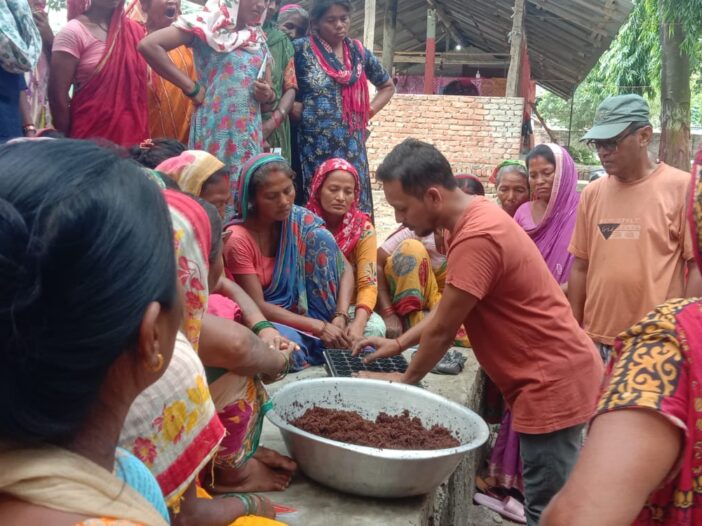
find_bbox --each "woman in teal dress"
[139,0,276,215]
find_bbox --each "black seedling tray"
[323,348,408,377]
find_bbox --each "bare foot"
[211,456,293,493]
[254,446,297,473]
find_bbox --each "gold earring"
[146,352,164,373]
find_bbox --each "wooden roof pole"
[425,0,466,48]
[424,8,436,95]
[506,0,526,97]
[363,0,376,50]
[382,0,398,73]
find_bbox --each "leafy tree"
[539,0,702,169]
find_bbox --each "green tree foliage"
[538,0,702,133]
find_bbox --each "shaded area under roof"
[349,0,633,98]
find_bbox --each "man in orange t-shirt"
[568,94,701,363]
[354,139,603,526]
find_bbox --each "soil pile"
[291,406,459,450]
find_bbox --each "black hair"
[376,138,457,198]
[310,0,351,22]
[129,138,187,169]
[249,161,295,215]
[455,175,485,196]
[201,168,229,194]
[0,139,177,446]
[194,196,223,262]
[526,144,557,168]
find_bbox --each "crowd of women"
[3,0,702,524]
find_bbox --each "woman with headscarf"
[224,153,355,364]
[139,0,277,217]
[277,3,308,41]
[49,0,149,146]
[157,149,231,218]
[516,144,579,286]
[0,140,174,525]
[541,148,702,525]
[306,158,385,339]
[292,0,394,215]
[261,0,297,162]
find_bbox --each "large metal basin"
[266,377,489,498]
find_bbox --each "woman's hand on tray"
[351,337,403,362]
[319,321,352,349]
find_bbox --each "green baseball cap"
[581,94,651,141]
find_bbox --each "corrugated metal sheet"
[347,0,633,97]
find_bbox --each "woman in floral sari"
[139,0,277,217]
[224,153,355,365]
[49,0,149,146]
[542,147,702,526]
[292,0,394,214]
[306,157,385,339]
[121,189,282,523]
[261,0,297,162]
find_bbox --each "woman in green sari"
[262,0,297,161]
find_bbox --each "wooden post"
[424,8,436,95]
[382,0,398,73]
[363,0,377,52]
[505,0,526,98]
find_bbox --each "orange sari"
[148,45,196,143]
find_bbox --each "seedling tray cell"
[323,348,408,377]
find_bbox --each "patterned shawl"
[0,0,41,74]
[156,150,225,195]
[164,189,212,350]
[173,0,267,53]
[306,157,369,258]
[119,331,225,508]
[309,35,369,133]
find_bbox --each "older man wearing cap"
[567,94,702,363]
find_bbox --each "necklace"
[84,14,109,33]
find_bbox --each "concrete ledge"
[260,348,486,525]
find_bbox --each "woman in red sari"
[49,0,148,146]
[542,146,702,525]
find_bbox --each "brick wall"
[366,95,525,188]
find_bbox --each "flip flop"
[473,492,527,524]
